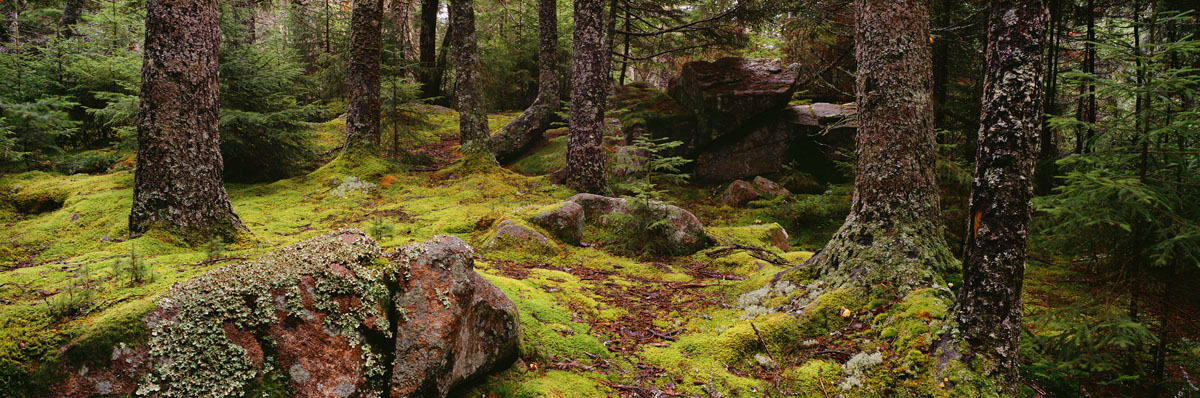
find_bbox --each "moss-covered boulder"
[529,201,585,246]
[561,193,710,255]
[51,230,520,398]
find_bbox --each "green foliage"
[0,97,81,166]
[602,136,692,256]
[53,150,121,174]
[48,264,97,321]
[218,35,323,182]
[366,217,395,242]
[1021,300,1157,395]
[110,245,153,287]
[607,135,690,200]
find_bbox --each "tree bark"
[59,0,85,38]
[1035,0,1062,195]
[343,0,383,156]
[5,0,24,45]
[951,0,1046,393]
[131,0,244,238]
[786,0,956,291]
[418,0,439,99]
[565,0,608,193]
[448,0,491,161]
[489,0,559,162]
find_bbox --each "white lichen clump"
[839,351,884,390]
[736,281,800,319]
[331,176,377,198]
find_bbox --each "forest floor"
[0,108,1186,397]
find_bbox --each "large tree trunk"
[788,0,955,291]
[565,0,608,193]
[417,0,439,99]
[489,0,559,162]
[59,0,85,38]
[343,0,383,156]
[950,0,1046,393]
[131,0,244,238]
[448,0,490,161]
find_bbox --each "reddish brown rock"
[718,180,762,207]
[530,201,585,245]
[51,230,519,398]
[669,57,803,149]
[753,176,792,198]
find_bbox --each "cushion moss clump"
[796,288,860,337]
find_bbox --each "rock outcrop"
[611,58,856,183]
[669,57,803,150]
[718,177,793,207]
[52,230,519,398]
[692,102,855,182]
[533,194,710,255]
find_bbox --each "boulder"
[54,230,519,398]
[668,57,803,150]
[484,219,552,251]
[753,176,792,198]
[387,236,520,397]
[693,102,855,182]
[718,180,762,207]
[529,201,585,245]
[560,193,710,255]
[610,83,697,149]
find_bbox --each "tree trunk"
[565,0,608,193]
[418,0,439,99]
[1035,0,1062,195]
[1083,0,1096,152]
[131,0,244,238]
[343,0,383,156]
[952,0,1047,393]
[489,0,559,162]
[5,0,24,44]
[433,18,452,105]
[448,0,490,161]
[59,0,85,38]
[932,0,953,129]
[784,0,956,291]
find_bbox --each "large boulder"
[387,236,520,397]
[693,102,855,182]
[53,230,519,398]
[484,219,554,252]
[668,57,803,151]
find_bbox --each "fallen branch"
[750,322,776,363]
[706,244,790,266]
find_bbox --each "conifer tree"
[343,0,383,156]
[131,0,244,237]
[565,0,608,193]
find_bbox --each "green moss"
[508,133,567,175]
[481,273,612,363]
[782,359,843,394]
[514,370,610,398]
[797,288,860,337]
[706,223,791,252]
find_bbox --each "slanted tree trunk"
[785,0,955,291]
[489,0,559,162]
[59,0,85,38]
[949,0,1046,393]
[417,0,439,99]
[343,0,383,156]
[565,0,608,193]
[448,0,490,162]
[131,0,244,238]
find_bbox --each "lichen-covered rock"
[718,180,762,207]
[53,230,519,398]
[557,193,710,255]
[387,235,520,397]
[529,201,585,245]
[752,176,792,198]
[484,219,553,252]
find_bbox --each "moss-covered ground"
[0,108,1162,397]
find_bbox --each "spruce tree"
[565,0,608,193]
[130,0,244,238]
[343,0,383,156]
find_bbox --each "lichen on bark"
[564,0,608,193]
[342,0,384,157]
[449,0,495,165]
[130,0,244,240]
[778,0,957,296]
